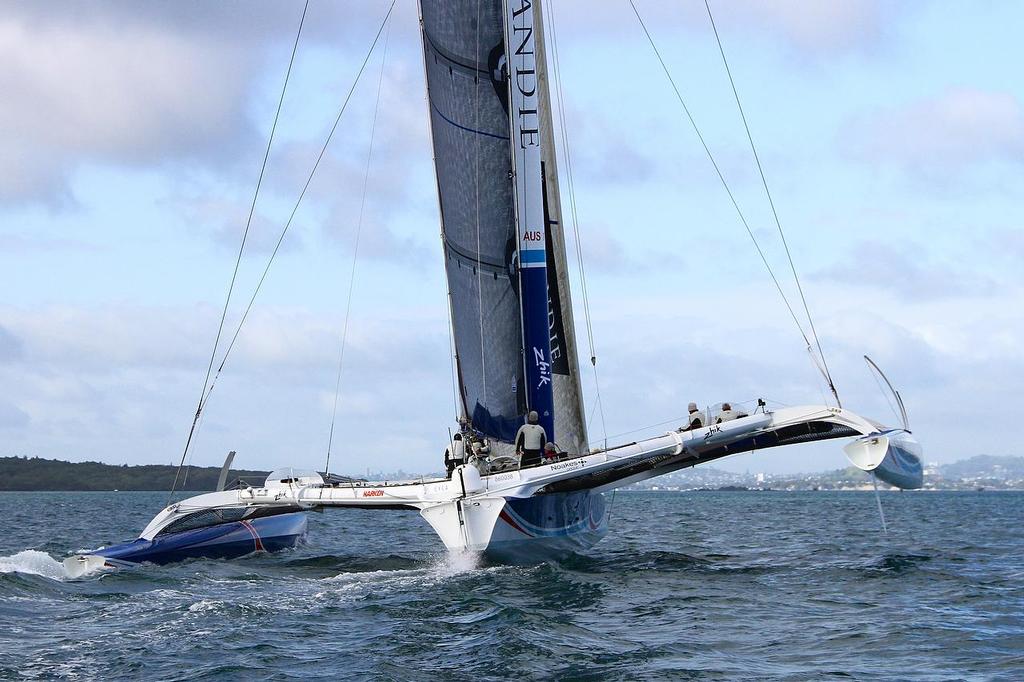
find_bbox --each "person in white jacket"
[716,402,748,423]
[685,402,705,429]
[515,411,547,468]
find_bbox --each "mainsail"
[419,0,587,452]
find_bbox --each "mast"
[503,0,555,440]
[532,0,589,454]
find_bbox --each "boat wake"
[0,550,70,581]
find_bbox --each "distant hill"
[938,455,1024,480]
[0,456,270,492]
[2,455,1021,492]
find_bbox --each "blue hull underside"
[485,491,608,563]
[94,512,308,567]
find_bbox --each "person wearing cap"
[514,410,547,468]
[685,402,705,430]
[542,442,559,462]
[716,402,748,423]
[444,432,466,477]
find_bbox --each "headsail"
[419,0,587,451]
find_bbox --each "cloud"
[988,228,1024,264]
[731,0,885,54]
[172,195,305,257]
[0,1,421,207]
[0,400,30,429]
[553,0,888,57]
[811,240,995,301]
[0,12,259,206]
[0,302,455,470]
[0,324,24,362]
[843,87,1024,172]
[573,263,1024,471]
[565,221,640,276]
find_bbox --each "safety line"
[628,0,841,407]
[325,20,392,477]
[169,1,309,503]
[546,0,608,446]
[703,0,840,406]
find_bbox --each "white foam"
[0,550,67,580]
[431,550,483,577]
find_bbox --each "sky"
[1,0,1022,476]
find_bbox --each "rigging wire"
[324,21,391,477]
[703,0,840,407]
[174,0,396,471]
[626,0,840,404]
[168,0,309,503]
[209,1,396,386]
[545,0,608,446]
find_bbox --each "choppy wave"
[1,490,1022,680]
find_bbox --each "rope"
[703,0,840,407]
[627,0,840,403]
[546,0,608,446]
[168,0,309,504]
[211,1,396,383]
[175,0,396,463]
[325,20,391,477]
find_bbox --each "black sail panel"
[420,0,524,442]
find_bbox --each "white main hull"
[421,490,608,563]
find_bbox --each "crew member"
[444,433,466,477]
[716,402,748,423]
[686,402,704,429]
[543,442,559,462]
[514,410,547,468]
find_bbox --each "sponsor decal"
[550,458,586,472]
[533,346,551,389]
[361,489,385,497]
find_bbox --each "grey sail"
[418,0,588,450]
[533,2,589,455]
[419,0,524,442]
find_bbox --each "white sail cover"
[418,0,587,452]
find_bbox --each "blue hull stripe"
[94,512,307,566]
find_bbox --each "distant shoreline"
[0,456,270,492]
[2,455,1021,492]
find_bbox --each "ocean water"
[0,490,1021,680]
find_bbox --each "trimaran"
[66,0,923,577]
